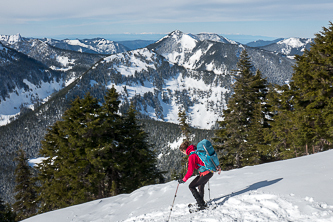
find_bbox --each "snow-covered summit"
[149,30,294,84]
[44,37,128,54]
[277,37,313,48]
[151,30,199,68]
[63,38,127,54]
[169,30,198,51]
[196,33,237,44]
[260,37,314,58]
[23,149,333,222]
[0,33,23,44]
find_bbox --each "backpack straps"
[202,144,219,171]
[189,151,204,168]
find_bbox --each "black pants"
[189,172,213,199]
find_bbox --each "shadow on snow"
[211,178,283,206]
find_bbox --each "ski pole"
[167,183,179,222]
[208,181,211,201]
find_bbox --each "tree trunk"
[306,143,309,155]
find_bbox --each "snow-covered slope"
[0,42,67,125]
[75,47,231,129]
[152,30,200,69]
[45,38,129,54]
[0,36,105,126]
[0,33,23,44]
[23,150,333,222]
[149,30,295,85]
[246,38,285,47]
[0,31,295,128]
[260,37,313,58]
[195,33,237,44]
[0,34,129,55]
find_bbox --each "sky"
[1,0,332,43]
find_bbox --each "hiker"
[178,140,221,210]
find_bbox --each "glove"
[178,178,185,184]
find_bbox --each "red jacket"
[182,145,205,182]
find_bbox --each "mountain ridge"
[258,37,314,58]
[0,30,309,204]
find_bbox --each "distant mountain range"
[258,38,314,58]
[0,35,105,125]
[0,30,313,203]
[246,38,285,47]
[0,31,300,128]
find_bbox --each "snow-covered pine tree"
[13,149,37,220]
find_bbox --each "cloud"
[0,0,332,38]
[1,0,332,25]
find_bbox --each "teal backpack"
[190,139,220,173]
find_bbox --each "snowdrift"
[23,150,333,222]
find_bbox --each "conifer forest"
[1,22,333,221]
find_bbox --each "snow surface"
[158,32,233,76]
[162,31,198,67]
[0,33,22,44]
[28,157,48,167]
[278,38,307,48]
[23,150,333,222]
[196,33,237,45]
[0,77,75,126]
[103,48,157,77]
[276,38,313,56]
[63,39,119,54]
[102,48,228,129]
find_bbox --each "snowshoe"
[188,201,217,213]
[188,203,206,213]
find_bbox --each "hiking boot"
[190,189,206,210]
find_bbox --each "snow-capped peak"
[277,37,313,48]
[0,33,22,44]
[170,29,183,36]
[196,33,237,44]
[169,30,198,50]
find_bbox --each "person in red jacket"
[178,140,220,210]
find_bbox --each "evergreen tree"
[281,21,333,154]
[177,108,191,177]
[36,121,66,212]
[0,198,16,222]
[0,197,5,220]
[214,50,270,169]
[36,86,162,213]
[177,108,191,141]
[94,85,124,196]
[245,70,272,164]
[13,149,37,220]
[36,93,101,212]
[121,103,163,192]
